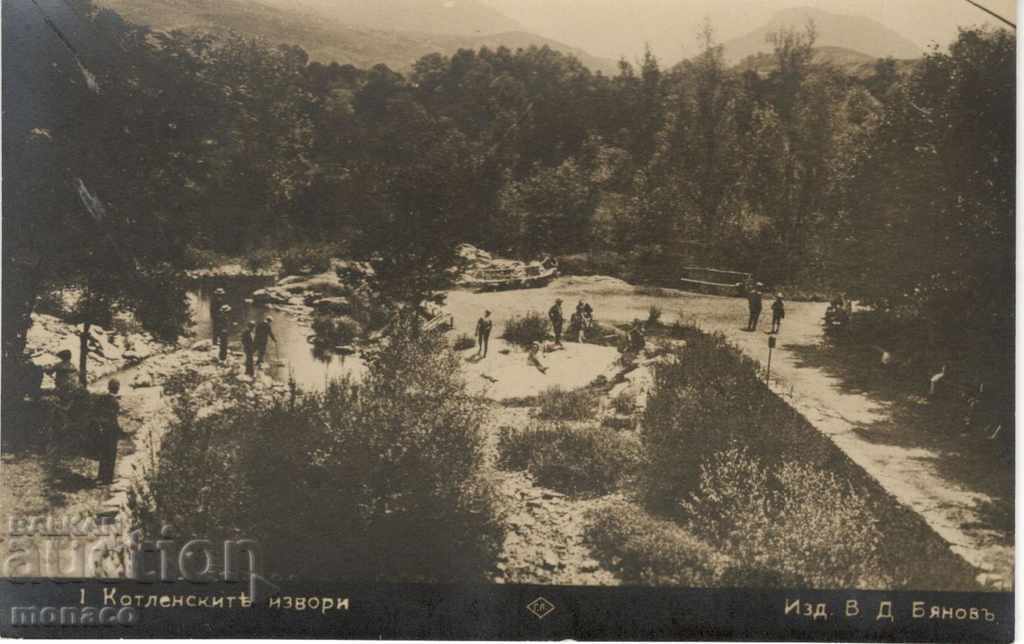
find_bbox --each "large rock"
[311,296,351,315]
[250,288,290,305]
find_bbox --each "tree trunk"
[79,322,90,386]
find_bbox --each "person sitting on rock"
[527,341,548,374]
[45,350,80,401]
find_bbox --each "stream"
[188,276,366,390]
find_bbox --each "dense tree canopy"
[4,1,1014,390]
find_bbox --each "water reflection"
[189,277,366,391]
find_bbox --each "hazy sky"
[480,0,1017,62]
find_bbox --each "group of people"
[211,288,278,377]
[549,298,596,346]
[745,283,785,334]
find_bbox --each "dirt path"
[444,277,1013,590]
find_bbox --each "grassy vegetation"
[496,421,641,497]
[501,312,549,347]
[587,323,980,590]
[533,386,600,421]
[451,334,476,352]
[311,314,362,346]
[278,244,339,276]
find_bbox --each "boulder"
[276,275,306,286]
[311,296,351,315]
[251,288,290,305]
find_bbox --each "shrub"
[311,315,362,346]
[496,421,640,496]
[279,245,334,276]
[452,334,476,352]
[610,390,634,416]
[182,245,227,270]
[129,314,502,583]
[682,448,890,589]
[244,248,277,273]
[646,305,663,327]
[586,500,731,587]
[534,386,599,421]
[501,312,549,346]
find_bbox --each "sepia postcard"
[0,0,1015,640]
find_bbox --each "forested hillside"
[97,0,618,72]
[4,0,1014,399]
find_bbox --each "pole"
[766,335,776,385]
[964,0,1016,28]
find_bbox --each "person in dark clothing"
[746,288,763,331]
[475,310,493,358]
[217,305,233,361]
[771,293,785,334]
[254,317,277,367]
[211,287,226,340]
[92,379,122,484]
[549,299,564,346]
[241,321,256,377]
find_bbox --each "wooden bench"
[679,266,751,296]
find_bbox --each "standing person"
[217,305,233,361]
[241,321,256,377]
[475,310,493,358]
[548,299,564,346]
[747,286,763,331]
[255,317,277,367]
[211,287,226,339]
[771,293,785,334]
[570,310,584,343]
[46,350,80,400]
[92,379,122,484]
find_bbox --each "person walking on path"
[771,293,785,334]
[549,299,564,346]
[92,379,122,484]
[747,286,763,331]
[241,321,256,377]
[255,317,277,367]
[475,310,493,358]
[217,305,233,361]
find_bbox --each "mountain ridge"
[720,6,922,63]
[95,0,619,73]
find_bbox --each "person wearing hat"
[217,304,233,361]
[241,321,256,377]
[475,310,493,358]
[211,287,227,339]
[746,284,763,332]
[254,316,277,367]
[771,293,785,334]
[548,298,564,347]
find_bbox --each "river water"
[188,276,366,391]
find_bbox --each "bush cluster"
[586,500,731,587]
[243,248,277,273]
[533,386,600,421]
[311,314,362,346]
[130,315,502,583]
[451,334,476,352]
[501,312,549,347]
[279,244,336,276]
[496,421,640,496]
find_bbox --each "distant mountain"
[254,0,524,36]
[96,0,618,73]
[734,45,918,80]
[721,6,922,64]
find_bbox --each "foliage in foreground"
[533,386,600,421]
[496,421,640,496]
[130,315,501,582]
[631,324,974,590]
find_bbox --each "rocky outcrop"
[26,313,170,386]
